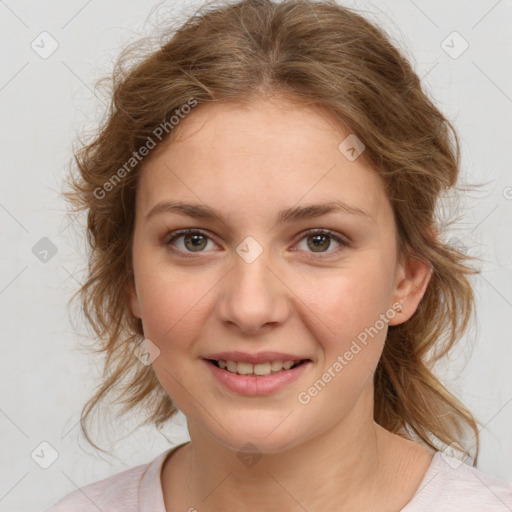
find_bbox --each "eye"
[164,229,217,254]
[164,228,349,257]
[294,229,349,256]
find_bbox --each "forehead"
[137,99,389,224]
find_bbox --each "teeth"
[214,359,301,376]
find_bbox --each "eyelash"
[163,228,350,258]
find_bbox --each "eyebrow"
[145,199,372,225]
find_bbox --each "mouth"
[205,358,311,377]
[203,356,313,396]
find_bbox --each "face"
[128,97,430,454]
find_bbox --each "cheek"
[136,272,207,344]
[134,264,215,406]
[292,255,395,345]
[132,246,221,357]
[291,262,394,409]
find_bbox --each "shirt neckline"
[139,441,191,511]
[398,451,443,511]
[139,443,442,512]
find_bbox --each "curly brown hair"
[66,0,481,461]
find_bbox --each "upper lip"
[203,351,310,364]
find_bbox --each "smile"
[203,358,312,396]
[210,359,306,376]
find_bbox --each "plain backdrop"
[1,0,511,510]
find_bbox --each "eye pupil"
[185,233,207,251]
[308,234,330,252]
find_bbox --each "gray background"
[1,0,511,510]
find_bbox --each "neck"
[161,387,431,511]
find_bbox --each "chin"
[206,420,305,455]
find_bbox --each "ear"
[126,278,142,319]
[388,249,433,326]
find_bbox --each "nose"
[216,249,290,335]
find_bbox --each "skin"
[128,96,434,511]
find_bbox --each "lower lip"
[203,359,311,396]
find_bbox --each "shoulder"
[404,452,512,511]
[43,451,168,512]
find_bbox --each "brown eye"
[307,233,331,252]
[183,233,208,251]
[164,228,349,258]
[296,229,348,256]
[165,229,214,253]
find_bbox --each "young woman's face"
[129,98,428,453]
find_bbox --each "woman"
[46,0,512,510]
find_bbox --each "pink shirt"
[44,443,512,511]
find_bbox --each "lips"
[202,351,310,364]
[204,357,312,396]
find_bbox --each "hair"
[66,0,481,461]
